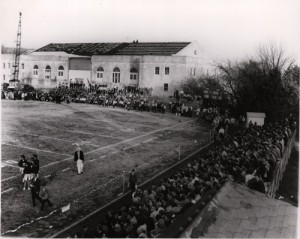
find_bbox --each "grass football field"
[1,100,210,237]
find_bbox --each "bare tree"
[256,42,295,73]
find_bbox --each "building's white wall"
[174,41,204,57]
[20,54,69,88]
[138,55,187,96]
[1,54,14,84]
[91,55,139,88]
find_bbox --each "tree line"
[181,43,299,120]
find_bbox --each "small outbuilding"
[246,112,266,128]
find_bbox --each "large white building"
[1,41,212,96]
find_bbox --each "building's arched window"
[113,67,120,83]
[130,68,138,80]
[58,65,64,77]
[45,65,51,79]
[33,65,39,76]
[97,67,104,79]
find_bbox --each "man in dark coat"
[18,155,27,176]
[74,146,84,174]
[30,174,42,207]
[31,154,40,178]
[128,169,137,192]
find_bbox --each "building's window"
[194,50,197,55]
[21,63,24,69]
[3,63,5,69]
[164,83,168,91]
[33,65,39,76]
[130,68,138,80]
[165,67,170,75]
[8,63,11,68]
[58,65,64,77]
[45,65,51,79]
[97,67,104,79]
[3,74,5,81]
[112,67,120,83]
[155,67,160,75]
[190,67,196,76]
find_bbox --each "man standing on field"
[74,146,84,175]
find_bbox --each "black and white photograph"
[0,0,299,238]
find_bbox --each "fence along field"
[1,100,210,237]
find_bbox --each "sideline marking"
[2,119,194,182]
[2,143,71,157]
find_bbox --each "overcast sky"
[0,0,299,63]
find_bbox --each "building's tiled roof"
[34,42,190,56]
[35,43,122,56]
[110,42,190,55]
[189,182,297,238]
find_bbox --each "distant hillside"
[1,46,34,54]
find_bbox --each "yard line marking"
[110,151,118,155]
[1,188,14,194]
[3,129,100,147]
[1,119,194,182]
[100,155,107,158]
[61,167,70,172]
[1,163,19,169]
[3,129,74,143]
[3,114,160,129]
[130,143,140,148]
[49,129,125,140]
[143,137,156,143]
[2,143,72,157]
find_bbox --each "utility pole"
[10,12,22,88]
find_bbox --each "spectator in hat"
[74,146,84,175]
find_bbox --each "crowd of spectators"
[2,86,203,117]
[73,109,296,238]
[2,86,173,113]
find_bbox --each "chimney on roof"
[136,39,139,43]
